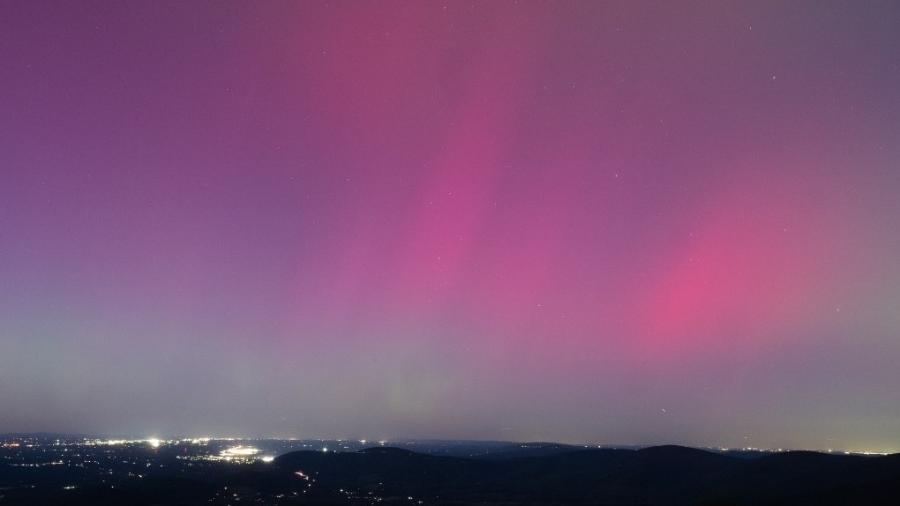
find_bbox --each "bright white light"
[221,446,260,457]
[261,455,274,463]
[322,447,329,452]
[359,439,367,444]
[147,438,161,448]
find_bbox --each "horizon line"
[1,432,895,456]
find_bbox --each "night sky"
[2,1,900,452]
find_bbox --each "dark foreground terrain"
[2,439,899,505]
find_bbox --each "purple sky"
[2,1,900,452]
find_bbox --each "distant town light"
[221,446,259,457]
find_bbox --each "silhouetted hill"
[272,445,900,505]
[3,444,899,504]
[475,442,585,460]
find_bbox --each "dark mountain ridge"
[270,445,900,505]
[3,444,898,504]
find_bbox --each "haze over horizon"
[2,1,900,453]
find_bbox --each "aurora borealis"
[2,1,899,452]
